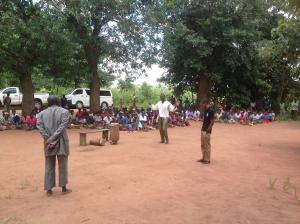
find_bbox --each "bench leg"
[102,131,109,142]
[80,133,87,146]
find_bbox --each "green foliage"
[159,0,300,110]
[160,0,269,105]
[112,83,170,108]
[258,17,300,112]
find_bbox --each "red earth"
[0,121,300,224]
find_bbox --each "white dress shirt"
[152,101,175,118]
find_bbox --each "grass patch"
[17,179,30,190]
[269,177,277,190]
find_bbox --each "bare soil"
[0,121,300,224]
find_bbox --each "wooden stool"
[80,132,87,146]
[79,129,110,146]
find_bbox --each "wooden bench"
[79,129,110,146]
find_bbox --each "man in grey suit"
[37,96,71,196]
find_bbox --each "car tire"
[101,102,109,109]
[34,99,42,109]
[76,101,84,109]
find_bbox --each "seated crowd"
[0,109,39,131]
[0,103,276,131]
[215,108,276,125]
[69,106,197,132]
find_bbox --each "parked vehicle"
[0,87,49,108]
[65,88,113,109]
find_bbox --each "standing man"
[3,93,11,113]
[37,96,71,196]
[199,100,215,164]
[132,95,138,109]
[151,94,176,144]
[291,99,299,120]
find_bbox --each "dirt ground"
[0,121,300,224]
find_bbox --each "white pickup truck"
[0,87,49,108]
[65,88,113,109]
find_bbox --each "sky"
[114,64,167,86]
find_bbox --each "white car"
[65,88,113,109]
[0,87,49,108]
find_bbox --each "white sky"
[135,64,166,85]
[113,64,167,86]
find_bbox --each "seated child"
[93,111,102,126]
[215,109,222,122]
[75,109,84,124]
[10,109,21,126]
[0,112,7,131]
[25,112,37,130]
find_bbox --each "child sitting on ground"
[25,111,37,130]
[0,111,7,131]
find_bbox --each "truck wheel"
[101,102,109,109]
[76,101,84,109]
[34,99,42,109]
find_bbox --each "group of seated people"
[0,104,277,131]
[69,107,197,132]
[0,109,40,131]
[215,108,276,125]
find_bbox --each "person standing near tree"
[199,100,215,165]
[291,99,299,120]
[3,93,11,113]
[151,94,176,144]
[132,95,138,109]
[36,96,71,196]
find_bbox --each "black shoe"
[197,159,205,163]
[160,141,165,143]
[46,190,53,196]
[62,186,72,195]
[202,161,210,164]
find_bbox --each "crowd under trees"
[0,0,300,114]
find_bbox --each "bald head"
[47,96,60,107]
[160,93,166,102]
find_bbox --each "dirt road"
[0,121,300,224]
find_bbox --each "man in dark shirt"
[199,100,215,164]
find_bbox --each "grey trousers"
[158,117,169,142]
[44,155,68,191]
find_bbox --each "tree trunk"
[90,71,100,112]
[196,75,211,113]
[19,72,34,115]
[84,43,100,113]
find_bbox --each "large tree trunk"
[19,72,34,115]
[84,43,100,113]
[196,75,211,113]
[90,71,100,112]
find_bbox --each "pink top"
[26,116,37,126]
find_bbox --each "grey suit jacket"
[37,106,70,157]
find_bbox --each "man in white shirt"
[103,112,112,142]
[151,94,176,144]
[139,111,148,130]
